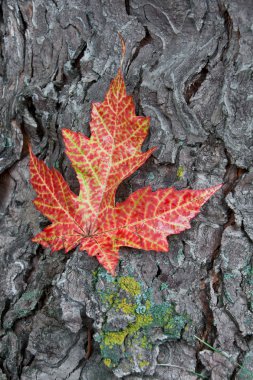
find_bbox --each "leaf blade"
[29,146,85,252]
[101,185,222,252]
[30,67,222,274]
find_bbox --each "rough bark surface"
[0,0,253,379]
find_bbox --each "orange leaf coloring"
[30,69,221,275]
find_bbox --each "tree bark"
[0,0,253,379]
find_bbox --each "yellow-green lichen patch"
[102,313,153,350]
[103,293,115,306]
[103,358,112,367]
[127,314,153,335]
[139,360,150,369]
[177,165,184,179]
[118,276,141,296]
[145,299,151,311]
[115,298,135,314]
[139,335,150,349]
[131,332,152,350]
[95,271,189,372]
[103,330,128,348]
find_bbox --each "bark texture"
[0,0,253,379]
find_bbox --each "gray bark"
[0,0,253,379]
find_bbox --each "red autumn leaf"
[29,69,221,275]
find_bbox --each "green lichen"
[95,271,188,370]
[53,160,60,169]
[98,267,116,283]
[244,265,253,285]
[22,290,41,301]
[13,290,42,319]
[160,283,169,291]
[150,303,187,338]
[118,276,141,296]
[147,172,155,181]
[223,272,237,280]
[224,290,234,304]
[176,248,185,265]
[3,137,12,148]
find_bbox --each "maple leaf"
[30,69,222,275]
